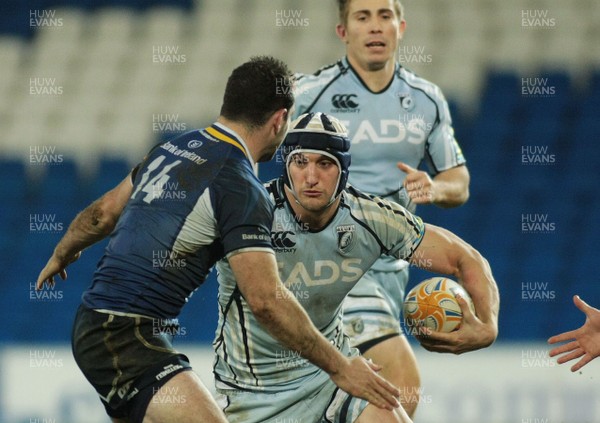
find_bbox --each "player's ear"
[398,19,406,41]
[336,23,347,42]
[271,108,288,135]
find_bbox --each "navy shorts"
[71,305,192,422]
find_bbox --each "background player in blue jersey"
[293,0,487,415]
[36,57,400,423]
[215,113,499,423]
[549,296,600,372]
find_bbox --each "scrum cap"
[281,112,351,197]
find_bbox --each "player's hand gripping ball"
[403,277,475,333]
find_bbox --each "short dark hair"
[337,0,404,25]
[220,56,294,128]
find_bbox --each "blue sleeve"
[211,159,274,255]
[131,142,165,182]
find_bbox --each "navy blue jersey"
[82,123,274,318]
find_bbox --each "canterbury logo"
[271,231,297,249]
[331,94,359,109]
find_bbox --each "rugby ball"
[403,277,475,333]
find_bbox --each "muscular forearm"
[53,200,118,260]
[454,247,499,340]
[432,179,469,207]
[431,166,470,208]
[53,176,131,261]
[415,225,499,340]
[36,177,131,290]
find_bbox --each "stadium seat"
[0,202,28,242]
[487,26,538,71]
[32,158,84,210]
[140,7,186,43]
[578,71,600,118]
[87,156,132,201]
[478,71,521,119]
[443,2,487,38]
[0,38,25,99]
[466,117,512,184]
[0,156,27,185]
[558,121,600,197]
[518,118,562,148]
[519,70,572,121]
[0,1,36,39]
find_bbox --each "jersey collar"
[342,56,398,94]
[206,122,256,168]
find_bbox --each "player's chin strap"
[285,148,342,211]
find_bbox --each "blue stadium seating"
[0,0,37,38]
[478,71,522,120]
[519,118,562,147]
[0,158,28,197]
[3,68,600,344]
[32,159,85,218]
[87,157,132,202]
[463,117,512,187]
[519,70,572,122]
[0,0,195,38]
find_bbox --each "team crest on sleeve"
[336,225,356,254]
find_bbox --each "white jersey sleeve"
[343,185,425,261]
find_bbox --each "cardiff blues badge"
[336,224,356,254]
[399,94,414,112]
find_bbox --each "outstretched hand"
[329,356,400,411]
[36,251,81,290]
[415,294,496,354]
[548,295,600,372]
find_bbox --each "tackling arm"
[36,175,133,290]
[410,223,499,353]
[229,250,401,411]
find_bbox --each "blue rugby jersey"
[82,123,274,318]
[294,57,465,272]
[294,57,465,209]
[213,179,425,392]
